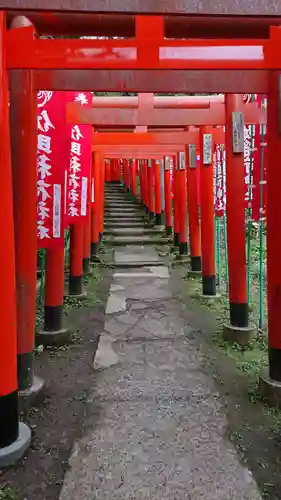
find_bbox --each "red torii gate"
[67,101,266,128]
[0,7,281,466]
[73,101,265,274]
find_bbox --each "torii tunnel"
[0,1,281,475]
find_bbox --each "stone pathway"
[59,185,262,500]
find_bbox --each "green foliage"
[0,488,18,500]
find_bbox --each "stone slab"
[104,228,163,236]
[113,267,169,279]
[105,215,145,221]
[104,222,148,227]
[105,204,139,208]
[93,333,120,370]
[106,236,169,246]
[104,310,186,342]
[106,293,127,315]
[110,261,166,269]
[115,246,160,264]
[105,208,142,214]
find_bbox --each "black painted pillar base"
[69,274,83,296]
[83,257,90,275]
[229,302,248,328]
[155,212,164,226]
[17,351,35,393]
[202,275,216,296]
[126,187,130,193]
[99,232,103,243]
[144,206,149,214]
[0,420,31,467]
[148,211,155,222]
[166,226,173,236]
[268,348,281,382]
[191,256,202,272]
[223,302,256,347]
[179,242,188,255]
[173,232,179,247]
[0,391,31,467]
[91,242,99,259]
[44,305,63,332]
[0,391,19,449]
[37,304,70,347]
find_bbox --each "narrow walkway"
[59,185,262,500]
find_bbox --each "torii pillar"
[9,18,44,406]
[91,152,101,260]
[199,127,218,298]
[186,142,201,274]
[223,94,256,344]
[0,12,31,467]
[259,70,281,405]
[164,157,173,235]
[10,67,45,405]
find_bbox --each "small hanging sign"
[278,74,281,134]
[179,152,185,170]
[165,157,170,171]
[165,156,171,170]
[232,111,244,153]
[91,178,95,203]
[203,134,212,165]
[189,144,196,168]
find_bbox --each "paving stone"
[110,284,125,292]
[115,246,160,264]
[130,302,151,310]
[104,318,132,337]
[93,333,120,370]
[106,293,127,315]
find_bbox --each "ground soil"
[0,265,112,500]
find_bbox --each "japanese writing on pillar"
[67,92,91,221]
[169,157,174,196]
[37,91,61,247]
[37,97,54,240]
[68,123,84,217]
[251,94,267,220]
[37,91,68,247]
[244,124,256,204]
[213,144,226,217]
[243,94,258,206]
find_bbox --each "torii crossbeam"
[68,102,266,128]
